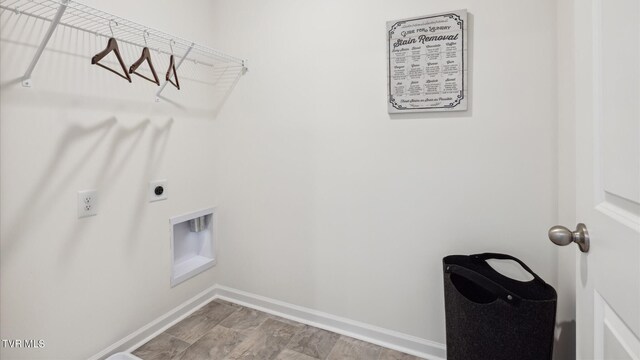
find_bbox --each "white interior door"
[573,0,640,359]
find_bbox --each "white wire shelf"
[0,0,247,100]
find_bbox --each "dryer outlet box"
[149,179,168,202]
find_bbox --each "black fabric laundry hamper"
[443,253,557,360]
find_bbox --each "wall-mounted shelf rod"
[0,0,247,90]
[19,0,68,87]
[0,3,221,69]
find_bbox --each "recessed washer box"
[170,207,216,287]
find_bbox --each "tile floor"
[132,299,422,360]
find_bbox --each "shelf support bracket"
[155,43,194,101]
[21,0,69,87]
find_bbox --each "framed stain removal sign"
[387,10,467,113]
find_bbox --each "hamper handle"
[472,253,543,282]
[445,264,522,305]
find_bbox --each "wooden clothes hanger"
[129,30,160,85]
[91,21,131,82]
[166,54,180,90]
[129,47,160,85]
[165,40,180,90]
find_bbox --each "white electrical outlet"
[149,179,168,202]
[78,190,98,218]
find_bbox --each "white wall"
[0,1,229,359]
[209,0,559,347]
[0,0,565,359]
[554,0,577,358]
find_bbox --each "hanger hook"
[169,39,175,55]
[143,29,149,47]
[108,19,117,38]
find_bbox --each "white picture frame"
[387,10,468,113]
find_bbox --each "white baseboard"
[88,285,218,360]
[91,284,446,360]
[213,285,446,360]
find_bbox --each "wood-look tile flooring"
[133,299,422,360]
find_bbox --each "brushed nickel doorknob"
[548,223,590,253]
